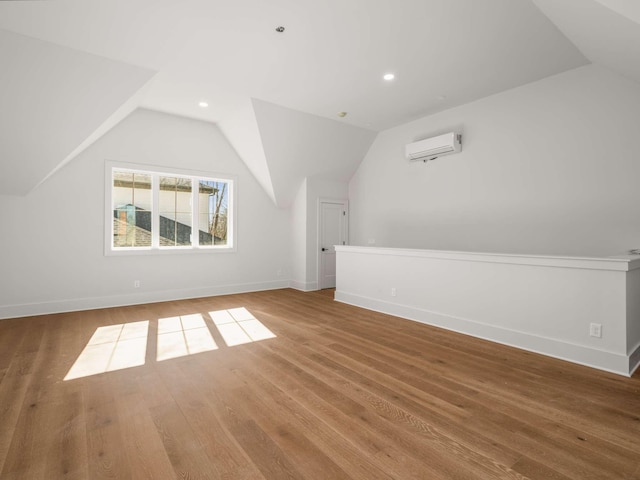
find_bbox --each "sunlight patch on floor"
[157,313,218,361]
[64,320,149,380]
[209,307,276,347]
[65,308,276,380]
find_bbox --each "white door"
[319,200,347,289]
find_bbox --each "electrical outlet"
[277,269,283,276]
[589,323,602,338]
[391,287,397,297]
[368,238,376,245]
[134,280,140,288]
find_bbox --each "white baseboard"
[289,280,318,292]
[629,342,640,376]
[0,280,290,320]
[335,291,632,377]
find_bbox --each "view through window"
[110,166,233,252]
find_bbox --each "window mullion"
[192,178,199,248]
[152,173,160,248]
[226,181,233,247]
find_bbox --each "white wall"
[289,176,349,291]
[349,64,640,257]
[627,268,640,365]
[0,109,291,318]
[306,177,349,289]
[290,178,308,290]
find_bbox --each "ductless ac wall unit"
[405,132,462,162]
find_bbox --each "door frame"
[317,197,349,290]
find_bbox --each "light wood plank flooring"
[1,288,639,479]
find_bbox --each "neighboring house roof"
[113,218,171,247]
[113,213,222,248]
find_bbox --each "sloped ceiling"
[217,97,277,205]
[3,0,635,202]
[252,100,376,207]
[533,0,640,85]
[0,29,155,195]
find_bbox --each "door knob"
[322,247,327,251]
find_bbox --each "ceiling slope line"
[533,0,640,87]
[0,29,157,196]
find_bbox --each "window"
[106,162,235,254]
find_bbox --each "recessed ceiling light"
[198,101,209,108]
[337,111,347,118]
[383,73,395,81]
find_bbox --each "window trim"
[105,161,237,256]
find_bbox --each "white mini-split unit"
[405,132,462,162]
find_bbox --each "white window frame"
[105,161,237,256]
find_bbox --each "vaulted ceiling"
[0,0,638,204]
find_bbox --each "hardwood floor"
[1,288,639,479]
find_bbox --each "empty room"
[1,1,640,479]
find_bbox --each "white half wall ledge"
[334,246,640,377]
[337,246,640,271]
[0,280,289,321]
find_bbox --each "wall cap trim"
[335,246,640,272]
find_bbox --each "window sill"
[105,246,237,256]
